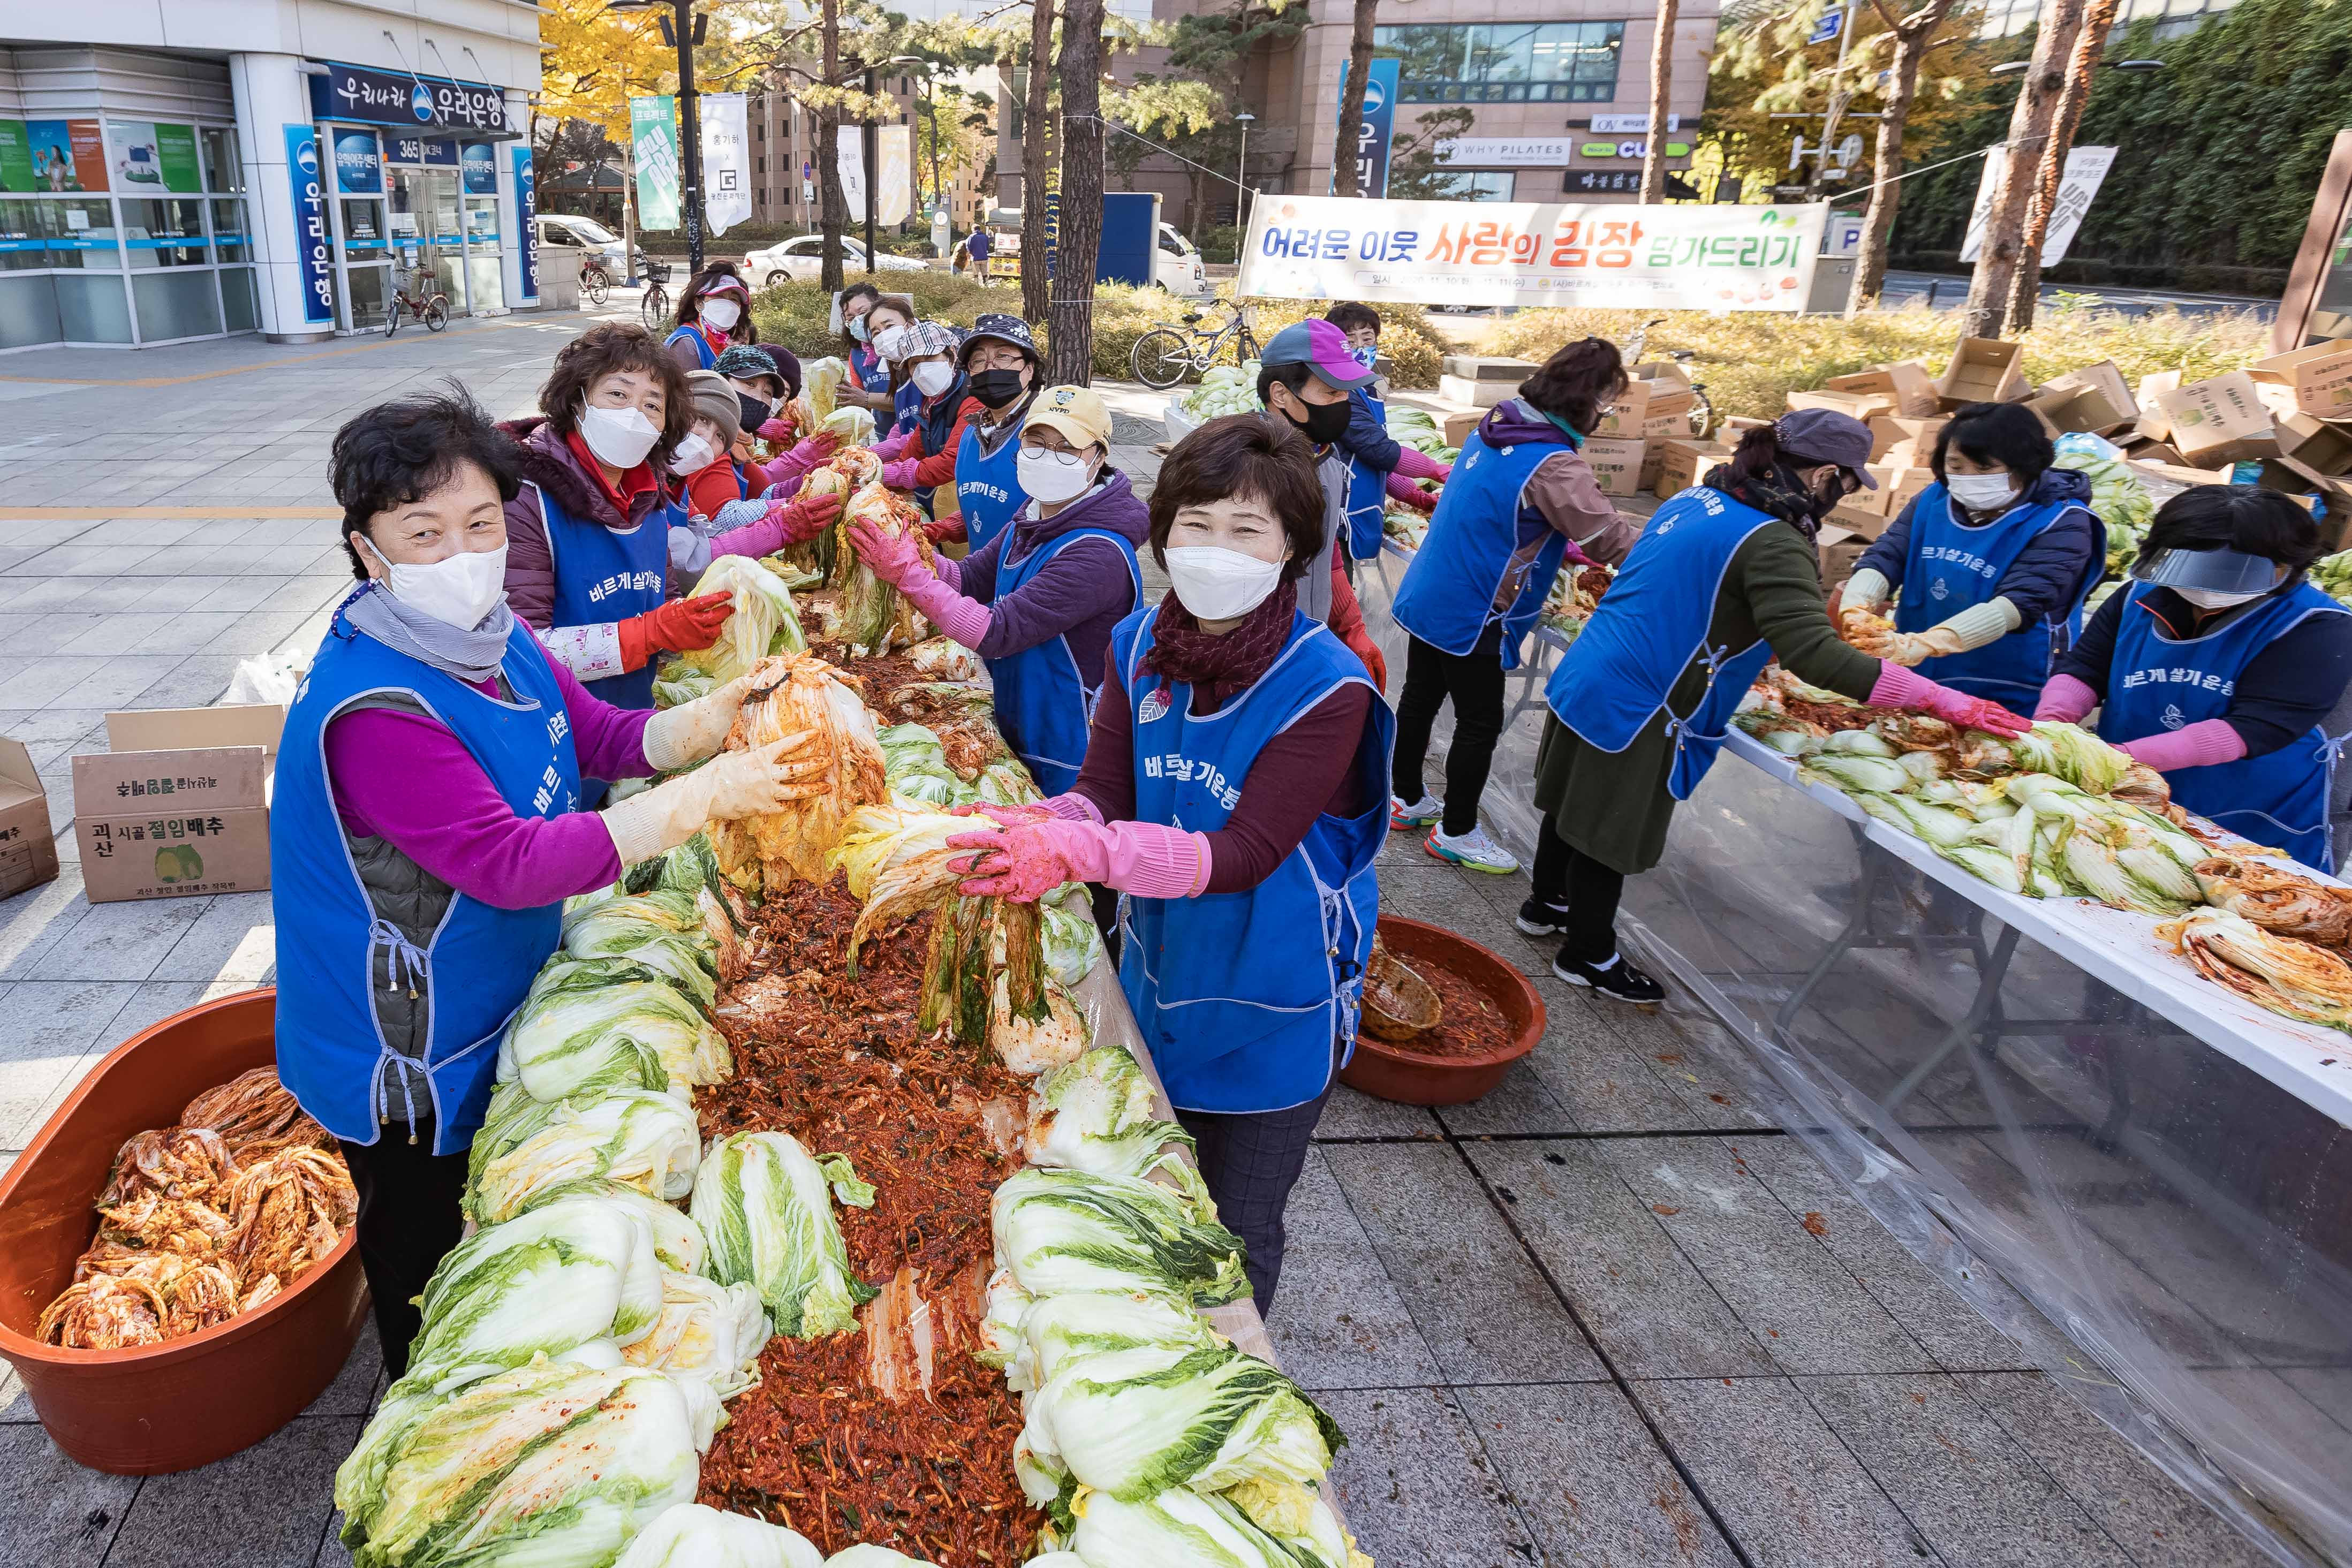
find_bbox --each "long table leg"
[1879,923,2024,1115]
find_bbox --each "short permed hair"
[1323,302,1382,337]
[1147,413,1326,582]
[330,385,520,581]
[536,321,693,456]
[1518,336,1629,436]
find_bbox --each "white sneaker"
[1425,824,1520,874]
[1389,794,1443,831]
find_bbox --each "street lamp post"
[612,0,706,274]
[856,56,925,276]
[1234,111,1256,238]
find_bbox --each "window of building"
[1978,0,2234,34]
[1450,171,1517,201]
[1373,22,1625,104]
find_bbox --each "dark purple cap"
[1261,320,1375,392]
[1775,408,1877,487]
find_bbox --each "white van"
[1156,223,1208,296]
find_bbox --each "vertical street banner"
[630,95,680,230]
[512,146,538,303]
[283,125,334,325]
[1960,145,2117,270]
[1333,57,1401,198]
[876,124,912,226]
[1237,194,1827,310]
[838,131,868,223]
[701,93,750,237]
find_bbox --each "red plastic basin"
[1341,916,1546,1105]
[0,989,366,1474]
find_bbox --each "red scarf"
[1140,578,1299,714]
[695,320,731,357]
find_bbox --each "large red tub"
[0,989,367,1474]
[1341,915,1546,1105]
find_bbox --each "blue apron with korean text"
[988,526,1141,797]
[272,598,580,1153]
[956,412,1028,558]
[537,478,669,711]
[851,343,890,393]
[1547,486,1778,800]
[2099,581,2349,870]
[890,379,921,440]
[1390,429,1567,671]
[1115,608,1393,1114]
[1344,387,1389,561]
[664,323,718,370]
[1895,483,2104,709]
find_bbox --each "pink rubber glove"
[2033,672,2098,724]
[1868,663,2033,738]
[846,517,926,588]
[1394,446,1451,482]
[881,458,920,490]
[760,430,841,487]
[2115,719,2247,772]
[872,427,914,462]
[953,796,1101,827]
[951,818,1209,901]
[1385,471,1436,512]
[898,571,991,648]
[773,489,844,545]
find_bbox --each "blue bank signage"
[284,124,333,324]
[1334,58,1401,199]
[309,62,510,135]
[334,129,382,195]
[513,147,538,302]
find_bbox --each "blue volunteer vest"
[988,525,1141,797]
[535,477,670,711]
[272,596,582,1154]
[1390,427,1572,671]
[1343,387,1389,562]
[890,379,921,440]
[1895,483,2104,709]
[1114,608,1393,1114]
[2099,581,2349,870]
[851,343,889,393]
[664,323,719,370]
[1547,486,1780,801]
[956,412,1029,558]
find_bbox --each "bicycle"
[382,267,449,337]
[639,260,673,331]
[1620,316,1717,440]
[580,260,612,307]
[1129,299,1261,390]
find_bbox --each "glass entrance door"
[387,167,467,312]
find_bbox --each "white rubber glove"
[1882,599,2022,665]
[1842,567,1892,612]
[601,733,823,866]
[642,675,753,772]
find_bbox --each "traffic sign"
[1808,6,1843,44]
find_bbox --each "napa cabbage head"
[520,1178,709,1276]
[681,555,807,683]
[335,1360,699,1568]
[616,1503,824,1568]
[691,1131,878,1338]
[619,1269,770,1404]
[498,958,729,1100]
[1056,1483,1358,1568]
[562,890,721,1004]
[466,1086,701,1225]
[1024,1045,1197,1191]
[993,1166,1249,1306]
[1000,1287,1226,1395]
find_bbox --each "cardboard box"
[2028,360,2137,436]
[1858,464,1936,516]
[1632,359,1692,387]
[1721,415,1771,435]
[1936,336,2030,407]
[2135,372,2182,442]
[1642,385,1699,441]
[2247,454,2352,511]
[1653,438,1731,499]
[1442,354,1534,384]
[1590,378,1651,439]
[0,739,58,901]
[2128,456,2233,490]
[1440,407,1482,447]
[1787,388,1897,422]
[1638,445,1665,494]
[1826,360,1939,418]
[1582,437,1647,497]
[2154,372,2279,467]
[1438,374,1514,410]
[1825,497,1890,541]
[2250,341,2352,420]
[2277,412,2352,477]
[1817,524,1872,586]
[1867,413,1949,465]
[71,705,283,903]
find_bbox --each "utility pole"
[2002,0,2120,333]
[1638,0,1680,203]
[1962,0,2086,338]
[672,0,705,275]
[864,60,880,274]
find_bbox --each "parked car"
[743,234,928,287]
[1156,222,1208,296]
[533,214,638,281]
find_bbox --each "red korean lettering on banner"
[1595,221,1645,268]
[1547,220,1588,269]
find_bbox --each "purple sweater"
[940,469,1151,676]
[324,654,655,911]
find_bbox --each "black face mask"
[737,393,772,433]
[1286,394,1352,446]
[970,368,1028,409]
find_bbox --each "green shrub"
[1472,302,2274,422]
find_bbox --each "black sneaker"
[1553,949,1666,1008]
[1515,897,1574,937]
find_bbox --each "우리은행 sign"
[283,124,333,324]
[1237,194,1827,312]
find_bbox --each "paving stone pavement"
[0,313,2277,1567]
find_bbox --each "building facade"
[0,1,541,350]
[745,72,988,237]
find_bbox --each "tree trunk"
[818,0,848,293]
[925,78,943,215]
[1022,0,1057,325]
[1848,0,1958,315]
[1333,0,1378,198]
[1962,0,2085,338]
[2002,0,2119,332]
[1638,0,1680,203]
[1047,0,1105,385]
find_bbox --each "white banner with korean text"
[1236,194,1829,311]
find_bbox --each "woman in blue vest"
[946,414,1390,1306]
[1322,302,1453,565]
[1530,413,2033,1004]
[871,321,980,527]
[1390,337,1643,875]
[837,285,915,423]
[1839,401,2103,710]
[2038,486,2352,869]
[946,312,1044,554]
[664,263,757,373]
[280,389,822,1373]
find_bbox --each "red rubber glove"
[881,458,921,490]
[773,488,844,545]
[1867,663,2032,738]
[846,517,926,588]
[922,514,966,546]
[618,591,733,671]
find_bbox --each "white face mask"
[670,433,719,474]
[577,402,663,469]
[364,537,509,631]
[910,360,956,397]
[2176,586,2266,610]
[1164,545,1284,622]
[1017,446,1097,505]
[872,325,910,363]
[1947,472,2018,513]
[699,295,742,332]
